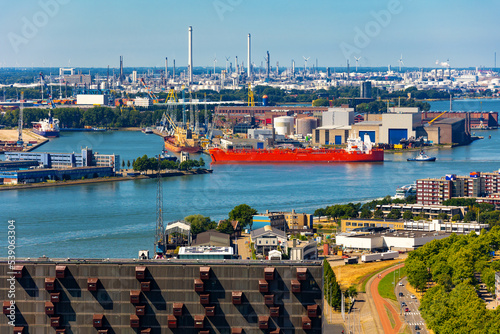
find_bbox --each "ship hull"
[209,148,384,163]
[164,137,201,153]
[32,129,60,138]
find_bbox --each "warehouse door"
[358,131,375,142]
[388,129,408,145]
[335,135,342,145]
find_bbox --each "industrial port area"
[3,1,500,334]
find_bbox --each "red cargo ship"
[210,134,384,163]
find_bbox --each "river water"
[2,99,500,258]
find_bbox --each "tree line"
[131,154,205,172]
[406,227,500,333]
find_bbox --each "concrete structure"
[376,203,465,219]
[250,226,288,256]
[253,212,287,231]
[321,107,354,127]
[188,26,193,83]
[341,218,404,233]
[360,81,372,98]
[76,94,109,106]
[0,259,323,333]
[296,117,318,137]
[418,117,470,145]
[404,220,488,234]
[273,116,295,136]
[6,148,120,172]
[177,246,234,259]
[134,97,152,108]
[416,172,495,205]
[0,166,114,185]
[289,240,318,261]
[336,230,451,251]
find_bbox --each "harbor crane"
[140,78,159,103]
[247,83,255,106]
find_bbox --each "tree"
[452,214,461,222]
[122,160,125,168]
[323,259,341,310]
[312,98,330,107]
[185,214,214,235]
[373,209,384,218]
[217,220,234,234]
[403,210,413,220]
[437,212,449,221]
[360,208,372,219]
[386,209,401,219]
[229,204,258,229]
[407,259,430,293]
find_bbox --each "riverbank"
[0,168,213,191]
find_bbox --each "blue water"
[2,100,500,259]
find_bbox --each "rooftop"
[178,246,234,256]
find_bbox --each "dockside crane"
[140,78,159,103]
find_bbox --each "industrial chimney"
[188,26,193,83]
[247,33,251,79]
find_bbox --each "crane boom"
[140,78,159,103]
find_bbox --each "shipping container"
[381,251,399,260]
[361,253,382,263]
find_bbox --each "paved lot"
[396,277,428,334]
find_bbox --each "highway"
[396,277,427,334]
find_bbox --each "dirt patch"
[332,259,403,290]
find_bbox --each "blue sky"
[0,0,499,68]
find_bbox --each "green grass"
[359,262,400,293]
[378,267,406,301]
[384,305,396,328]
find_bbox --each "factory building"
[5,148,120,172]
[312,107,354,145]
[0,166,114,185]
[134,97,153,108]
[336,230,451,251]
[76,92,110,106]
[0,259,323,333]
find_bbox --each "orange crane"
[140,78,159,103]
[425,110,448,127]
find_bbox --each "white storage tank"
[296,117,318,136]
[273,116,295,136]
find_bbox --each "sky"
[0,0,499,69]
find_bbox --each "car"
[398,282,404,286]
[415,325,420,330]
[399,292,404,297]
[405,307,409,312]
[410,294,417,299]
[401,302,406,306]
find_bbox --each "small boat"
[407,150,436,162]
[142,127,153,134]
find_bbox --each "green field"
[378,267,406,301]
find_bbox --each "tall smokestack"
[188,26,193,83]
[119,56,124,84]
[173,59,176,79]
[165,57,168,80]
[292,59,295,77]
[247,33,251,79]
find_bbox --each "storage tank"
[262,95,269,106]
[273,116,294,136]
[296,117,317,136]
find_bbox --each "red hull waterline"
[164,137,201,153]
[209,148,384,163]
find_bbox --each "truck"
[381,251,399,260]
[361,253,382,263]
[344,257,358,265]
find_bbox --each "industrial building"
[76,92,111,106]
[5,148,120,172]
[312,107,354,145]
[0,166,114,185]
[289,240,318,261]
[0,259,323,333]
[191,230,231,247]
[134,97,153,108]
[336,230,451,251]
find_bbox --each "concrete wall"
[0,260,322,334]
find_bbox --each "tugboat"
[407,150,436,162]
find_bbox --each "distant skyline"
[1,0,499,69]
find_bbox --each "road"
[396,277,427,334]
[370,264,404,334]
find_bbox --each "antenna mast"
[155,154,165,258]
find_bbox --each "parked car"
[405,307,409,312]
[398,282,404,286]
[399,292,404,297]
[401,302,406,306]
[415,325,420,330]
[411,295,417,299]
